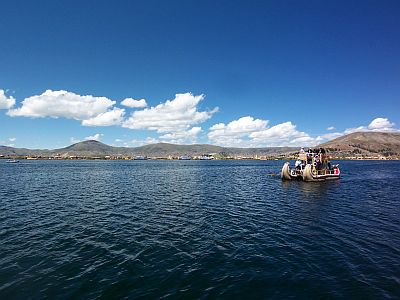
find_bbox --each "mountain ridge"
[0,140,298,158]
[319,131,400,157]
[1,132,400,158]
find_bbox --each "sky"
[1,0,399,149]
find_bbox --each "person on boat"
[314,154,321,171]
[319,147,325,164]
[295,160,302,170]
[306,148,313,164]
[298,147,306,162]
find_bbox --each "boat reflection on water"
[299,180,340,196]
[281,177,341,197]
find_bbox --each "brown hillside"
[319,132,400,157]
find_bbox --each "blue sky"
[1,0,399,148]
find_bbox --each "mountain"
[0,140,298,158]
[53,140,126,157]
[319,132,400,157]
[2,132,399,158]
[132,142,225,157]
[0,145,52,157]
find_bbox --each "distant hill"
[0,140,298,158]
[2,132,399,158]
[53,140,126,157]
[0,145,52,157]
[319,132,400,157]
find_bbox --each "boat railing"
[314,168,340,176]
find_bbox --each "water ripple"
[0,160,399,299]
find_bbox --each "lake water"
[0,160,399,299]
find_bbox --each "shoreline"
[1,157,399,161]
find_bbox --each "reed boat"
[281,147,340,182]
[281,162,303,180]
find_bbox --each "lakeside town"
[1,152,397,161]
[1,132,400,161]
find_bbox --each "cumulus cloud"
[343,117,398,134]
[121,98,147,108]
[208,117,317,147]
[159,127,202,144]
[0,90,16,109]
[81,108,125,126]
[123,93,218,132]
[367,117,395,131]
[327,126,335,131]
[7,90,122,126]
[208,116,269,146]
[317,117,399,143]
[8,137,17,142]
[85,133,103,141]
[250,122,316,146]
[209,116,268,137]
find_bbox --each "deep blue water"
[0,160,399,299]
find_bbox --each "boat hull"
[281,162,302,180]
[302,164,340,182]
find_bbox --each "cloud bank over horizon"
[2,88,399,148]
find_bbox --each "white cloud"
[0,89,16,109]
[318,117,399,143]
[8,137,17,142]
[208,117,317,147]
[250,122,316,146]
[343,126,368,134]
[115,138,123,143]
[160,127,202,144]
[85,133,103,141]
[70,137,81,144]
[317,132,343,140]
[368,117,395,131]
[130,137,160,147]
[343,117,398,134]
[208,116,269,146]
[123,93,218,132]
[209,116,268,137]
[327,126,335,131]
[121,98,147,108]
[7,90,118,125]
[81,108,125,126]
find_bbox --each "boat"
[178,155,191,160]
[134,155,147,160]
[6,159,19,163]
[281,148,340,182]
